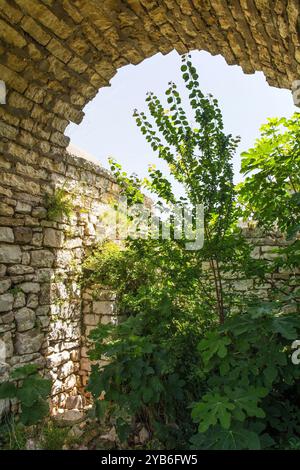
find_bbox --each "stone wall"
[0,149,120,413]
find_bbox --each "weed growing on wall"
[45,187,74,221]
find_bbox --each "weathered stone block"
[15,201,32,214]
[0,64,27,94]
[22,252,30,265]
[8,265,34,275]
[14,227,33,244]
[19,282,40,294]
[0,17,26,48]
[38,316,50,328]
[64,237,82,249]
[55,249,73,268]
[32,232,43,246]
[47,350,70,368]
[32,207,47,219]
[65,394,83,410]
[100,315,117,325]
[0,311,14,324]
[39,283,51,305]
[1,173,40,195]
[0,324,12,333]
[58,360,75,379]
[83,313,100,326]
[15,0,73,39]
[20,16,51,46]
[80,358,91,372]
[36,305,50,316]
[0,279,11,294]
[1,332,13,358]
[47,38,72,63]
[64,374,77,390]
[0,244,22,263]
[35,268,53,282]
[27,293,39,308]
[93,301,114,315]
[0,203,14,216]
[0,155,11,170]
[0,265,6,277]
[13,291,26,309]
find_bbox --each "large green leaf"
[20,399,49,425]
[198,332,231,364]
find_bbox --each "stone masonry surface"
[0,148,120,412]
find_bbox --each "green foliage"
[131,55,245,323]
[85,57,300,449]
[0,364,51,426]
[86,244,203,447]
[238,114,300,239]
[45,187,74,221]
[0,416,27,450]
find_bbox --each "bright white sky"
[66,49,297,188]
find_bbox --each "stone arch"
[0,0,299,413]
